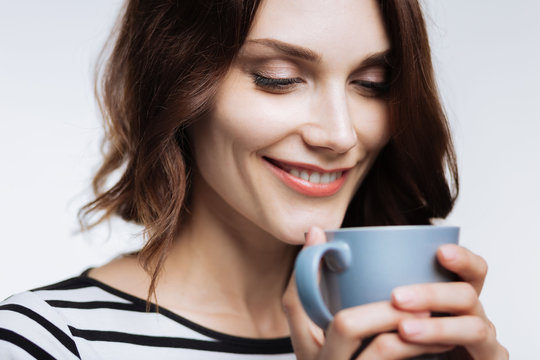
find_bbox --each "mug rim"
[324,225,459,233]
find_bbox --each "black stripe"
[66,276,294,347]
[0,304,81,358]
[0,328,57,360]
[35,275,293,351]
[155,305,293,348]
[46,300,140,311]
[69,327,293,355]
[32,277,94,292]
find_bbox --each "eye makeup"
[352,80,390,97]
[350,66,390,97]
[242,58,305,93]
[251,74,303,91]
[237,41,392,96]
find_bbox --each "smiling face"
[190,0,391,244]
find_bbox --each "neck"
[156,175,299,337]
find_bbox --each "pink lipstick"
[263,157,349,197]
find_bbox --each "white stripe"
[75,340,295,360]
[1,289,295,359]
[55,306,217,341]
[0,339,40,360]
[0,310,78,359]
[33,287,132,304]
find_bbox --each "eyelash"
[353,80,390,97]
[251,74,390,97]
[251,74,303,91]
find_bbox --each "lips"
[263,157,349,197]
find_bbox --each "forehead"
[247,0,390,63]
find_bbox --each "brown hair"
[342,1,458,226]
[80,0,458,302]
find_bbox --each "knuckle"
[500,344,510,359]
[460,282,478,307]
[330,311,355,338]
[420,284,436,305]
[477,256,489,277]
[281,293,297,316]
[430,317,445,337]
[471,317,490,343]
[487,319,497,337]
[372,333,401,357]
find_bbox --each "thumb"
[283,227,327,359]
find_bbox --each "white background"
[1,1,539,358]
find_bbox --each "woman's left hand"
[391,244,509,359]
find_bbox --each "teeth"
[309,172,321,184]
[287,168,343,184]
[320,173,330,184]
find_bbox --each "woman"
[0,0,507,359]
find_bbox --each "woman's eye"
[353,80,390,97]
[251,74,303,92]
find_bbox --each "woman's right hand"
[282,227,453,359]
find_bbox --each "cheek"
[193,84,302,187]
[351,99,390,151]
[212,92,300,150]
[212,78,307,150]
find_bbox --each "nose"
[299,86,358,154]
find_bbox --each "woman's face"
[191,0,390,244]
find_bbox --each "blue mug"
[295,225,460,330]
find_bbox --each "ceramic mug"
[294,226,459,359]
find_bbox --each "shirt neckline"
[76,268,293,349]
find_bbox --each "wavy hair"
[80,0,458,306]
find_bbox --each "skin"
[189,0,391,246]
[90,0,508,358]
[284,228,509,359]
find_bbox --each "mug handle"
[294,241,352,329]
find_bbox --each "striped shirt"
[0,272,295,359]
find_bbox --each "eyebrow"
[356,50,391,70]
[245,38,322,63]
[244,38,390,68]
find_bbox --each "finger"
[392,282,486,317]
[329,302,431,339]
[282,227,327,358]
[437,244,488,294]
[357,332,454,360]
[283,275,324,359]
[305,226,327,246]
[398,315,501,359]
[320,302,430,358]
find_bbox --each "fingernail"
[306,226,326,246]
[392,287,416,305]
[440,244,457,261]
[401,319,425,336]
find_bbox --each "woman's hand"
[283,227,455,359]
[391,244,509,359]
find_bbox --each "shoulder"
[0,273,141,359]
[0,273,152,359]
[1,273,296,359]
[86,255,151,300]
[0,288,81,359]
